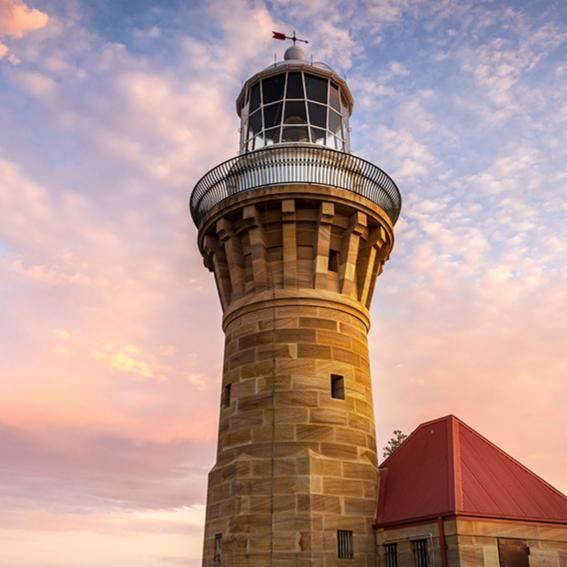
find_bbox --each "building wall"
[197,185,394,567]
[455,518,567,567]
[376,518,567,567]
[377,520,458,567]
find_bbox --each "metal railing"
[190,144,401,226]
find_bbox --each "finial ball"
[284,45,305,61]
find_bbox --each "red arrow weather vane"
[272,30,309,45]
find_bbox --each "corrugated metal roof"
[375,415,567,527]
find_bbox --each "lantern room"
[236,46,354,154]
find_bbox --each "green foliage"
[383,429,408,459]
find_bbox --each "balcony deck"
[190,144,401,226]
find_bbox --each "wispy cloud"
[0,1,565,565]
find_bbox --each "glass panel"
[328,109,342,136]
[305,74,328,104]
[334,136,343,151]
[284,100,307,125]
[310,127,326,145]
[252,133,265,150]
[286,72,304,98]
[341,91,348,109]
[263,102,283,129]
[308,102,326,128]
[250,83,260,112]
[329,83,340,111]
[282,126,309,142]
[262,74,285,104]
[264,127,280,146]
[326,131,336,148]
[247,109,262,137]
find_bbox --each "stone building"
[375,415,567,567]
[189,43,567,566]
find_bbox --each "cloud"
[0,1,566,565]
[0,0,48,39]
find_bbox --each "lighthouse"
[190,39,401,566]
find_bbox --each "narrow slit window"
[214,533,222,562]
[411,539,429,567]
[331,374,345,400]
[328,249,339,272]
[385,543,398,567]
[337,530,353,559]
[223,384,231,408]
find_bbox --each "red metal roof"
[375,415,567,527]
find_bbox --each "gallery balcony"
[190,144,401,227]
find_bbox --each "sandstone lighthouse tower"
[190,38,401,566]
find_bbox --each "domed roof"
[284,45,305,61]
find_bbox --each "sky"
[0,0,566,565]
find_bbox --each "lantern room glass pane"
[250,83,261,112]
[308,102,326,129]
[264,102,283,129]
[262,74,285,104]
[305,74,328,104]
[284,101,307,125]
[328,109,342,136]
[286,72,304,98]
[310,127,326,145]
[282,126,309,142]
[248,109,262,138]
[329,83,340,111]
[264,127,280,146]
[251,133,264,151]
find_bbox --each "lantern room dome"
[236,51,354,155]
[284,45,305,61]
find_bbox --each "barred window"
[337,529,354,559]
[214,533,222,562]
[385,543,398,567]
[412,539,429,567]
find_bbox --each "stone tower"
[190,44,401,566]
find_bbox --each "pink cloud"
[0,0,48,39]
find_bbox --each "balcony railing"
[190,144,401,226]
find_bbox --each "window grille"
[214,533,222,561]
[331,374,345,400]
[337,529,353,559]
[385,543,398,567]
[242,71,350,153]
[412,539,429,567]
[223,384,231,408]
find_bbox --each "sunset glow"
[1,1,566,566]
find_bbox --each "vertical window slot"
[328,249,339,272]
[337,530,353,559]
[331,374,345,400]
[223,384,232,408]
[385,543,398,567]
[214,533,222,561]
[411,539,429,567]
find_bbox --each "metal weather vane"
[272,30,309,45]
